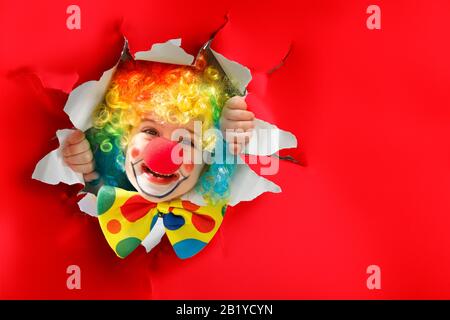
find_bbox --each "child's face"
[124,113,205,202]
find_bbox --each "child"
[62,59,254,259]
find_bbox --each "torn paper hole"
[32,37,297,215]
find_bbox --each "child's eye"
[142,128,159,136]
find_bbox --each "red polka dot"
[107,219,121,234]
[192,213,215,233]
[131,147,140,159]
[182,201,200,212]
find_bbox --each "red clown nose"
[143,137,183,175]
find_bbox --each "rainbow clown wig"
[86,57,237,205]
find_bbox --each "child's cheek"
[130,147,141,160]
[183,163,194,173]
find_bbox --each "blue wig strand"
[195,124,240,205]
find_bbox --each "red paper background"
[1,0,450,299]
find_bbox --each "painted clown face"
[124,113,205,203]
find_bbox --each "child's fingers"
[63,150,93,165]
[83,171,100,182]
[68,162,95,174]
[65,130,86,145]
[223,129,252,155]
[62,139,91,157]
[222,108,255,121]
[221,119,255,131]
[223,130,253,145]
[224,96,247,110]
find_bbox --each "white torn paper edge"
[141,218,166,252]
[245,119,297,156]
[32,36,297,218]
[134,39,194,65]
[64,66,117,132]
[210,48,251,95]
[77,192,98,217]
[32,129,84,185]
[228,164,281,206]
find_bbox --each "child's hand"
[62,130,99,182]
[220,96,255,155]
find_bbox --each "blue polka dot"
[172,239,207,259]
[163,212,185,230]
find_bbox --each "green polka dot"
[97,186,116,215]
[116,237,141,258]
[221,205,227,217]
